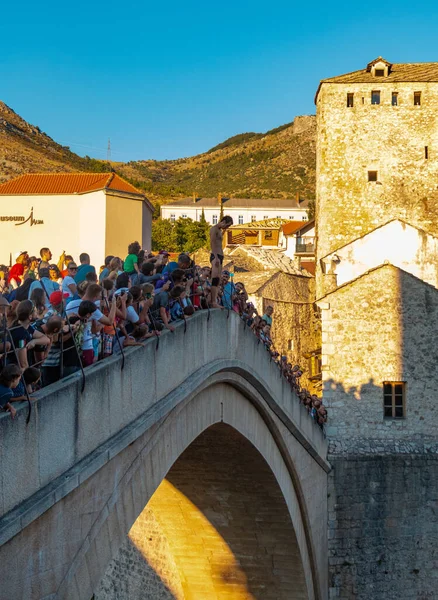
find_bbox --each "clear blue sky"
[1,0,437,162]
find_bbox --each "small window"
[375,69,385,77]
[264,231,273,240]
[368,171,378,182]
[212,215,218,225]
[181,214,187,219]
[362,97,365,105]
[251,215,256,222]
[425,146,429,160]
[288,339,294,351]
[414,92,421,106]
[238,215,244,225]
[170,214,176,223]
[302,216,307,220]
[263,215,269,219]
[276,215,281,218]
[347,93,354,108]
[392,92,398,106]
[383,382,406,419]
[371,90,381,105]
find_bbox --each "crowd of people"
[0,233,327,430]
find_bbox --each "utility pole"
[107,138,111,162]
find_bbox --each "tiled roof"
[301,261,315,275]
[164,197,308,209]
[222,270,279,294]
[230,218,290,230]
[0,173,145,196]
[228,246,312,277]
[315,60,438,102]
[282,221,307,235]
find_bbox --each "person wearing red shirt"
[8,252,29,288]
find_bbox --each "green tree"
[174,213,210,253]
[151,218,178,252]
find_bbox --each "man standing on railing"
[209,216,233,308]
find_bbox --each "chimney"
[218,192,222,205]
[296,191,300,203]
[192,192,197,204]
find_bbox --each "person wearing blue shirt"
[163,253,191,275]
[220,271,236,309]
[75,253,96,284]
[28,268,60,307]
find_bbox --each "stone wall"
[319,264,438,442]
[316,79,438,296]
[261,273,321,391]
[95,507,182,600]
[328,451,438,600]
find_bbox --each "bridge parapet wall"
[0,310,327,524]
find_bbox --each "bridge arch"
[58,373,324,600]
[96,422,308,599]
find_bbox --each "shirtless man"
[209,215,233,308]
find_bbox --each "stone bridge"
[0,311,329,600]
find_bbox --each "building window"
[276,215,281,218]
[347,93,354,108]
[251,215,256,222]
[392,92,398,106]
[238,215,244,225]
[181,214,187,219]
[414,92,422,106]
[264,231,273,240]
[263,215,269,219]
[383,382,406,418]
[371,90,381,105]
[212,215,218,225]
[170,214,176,223]
[368,170,378,182]
[425,146,429,160]
[375,69,385,77]
[302,216,307,220]
[288,339,294,351]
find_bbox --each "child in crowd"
[0,364,21,418]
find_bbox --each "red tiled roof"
[282,221,307,235]
[0,173,144,196]
[301,261,315,275]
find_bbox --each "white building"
[160,196,309,225]
[0,173,153,267]
[280,220,315,261]
[320,218,438,289]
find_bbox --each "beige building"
[0,173,153,267]
[160,196,309,225]
[315,57,438,441]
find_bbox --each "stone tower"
[315,56,438,296]
[315,59,438,600]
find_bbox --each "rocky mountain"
[0,101,316,203]
[0,102,108,183]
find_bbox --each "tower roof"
[315,59,438,103]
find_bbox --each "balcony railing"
[296,242,315,254]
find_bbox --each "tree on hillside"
[151,218,178,252]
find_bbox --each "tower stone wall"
[315,60,438,599]
[316,79,438,295]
